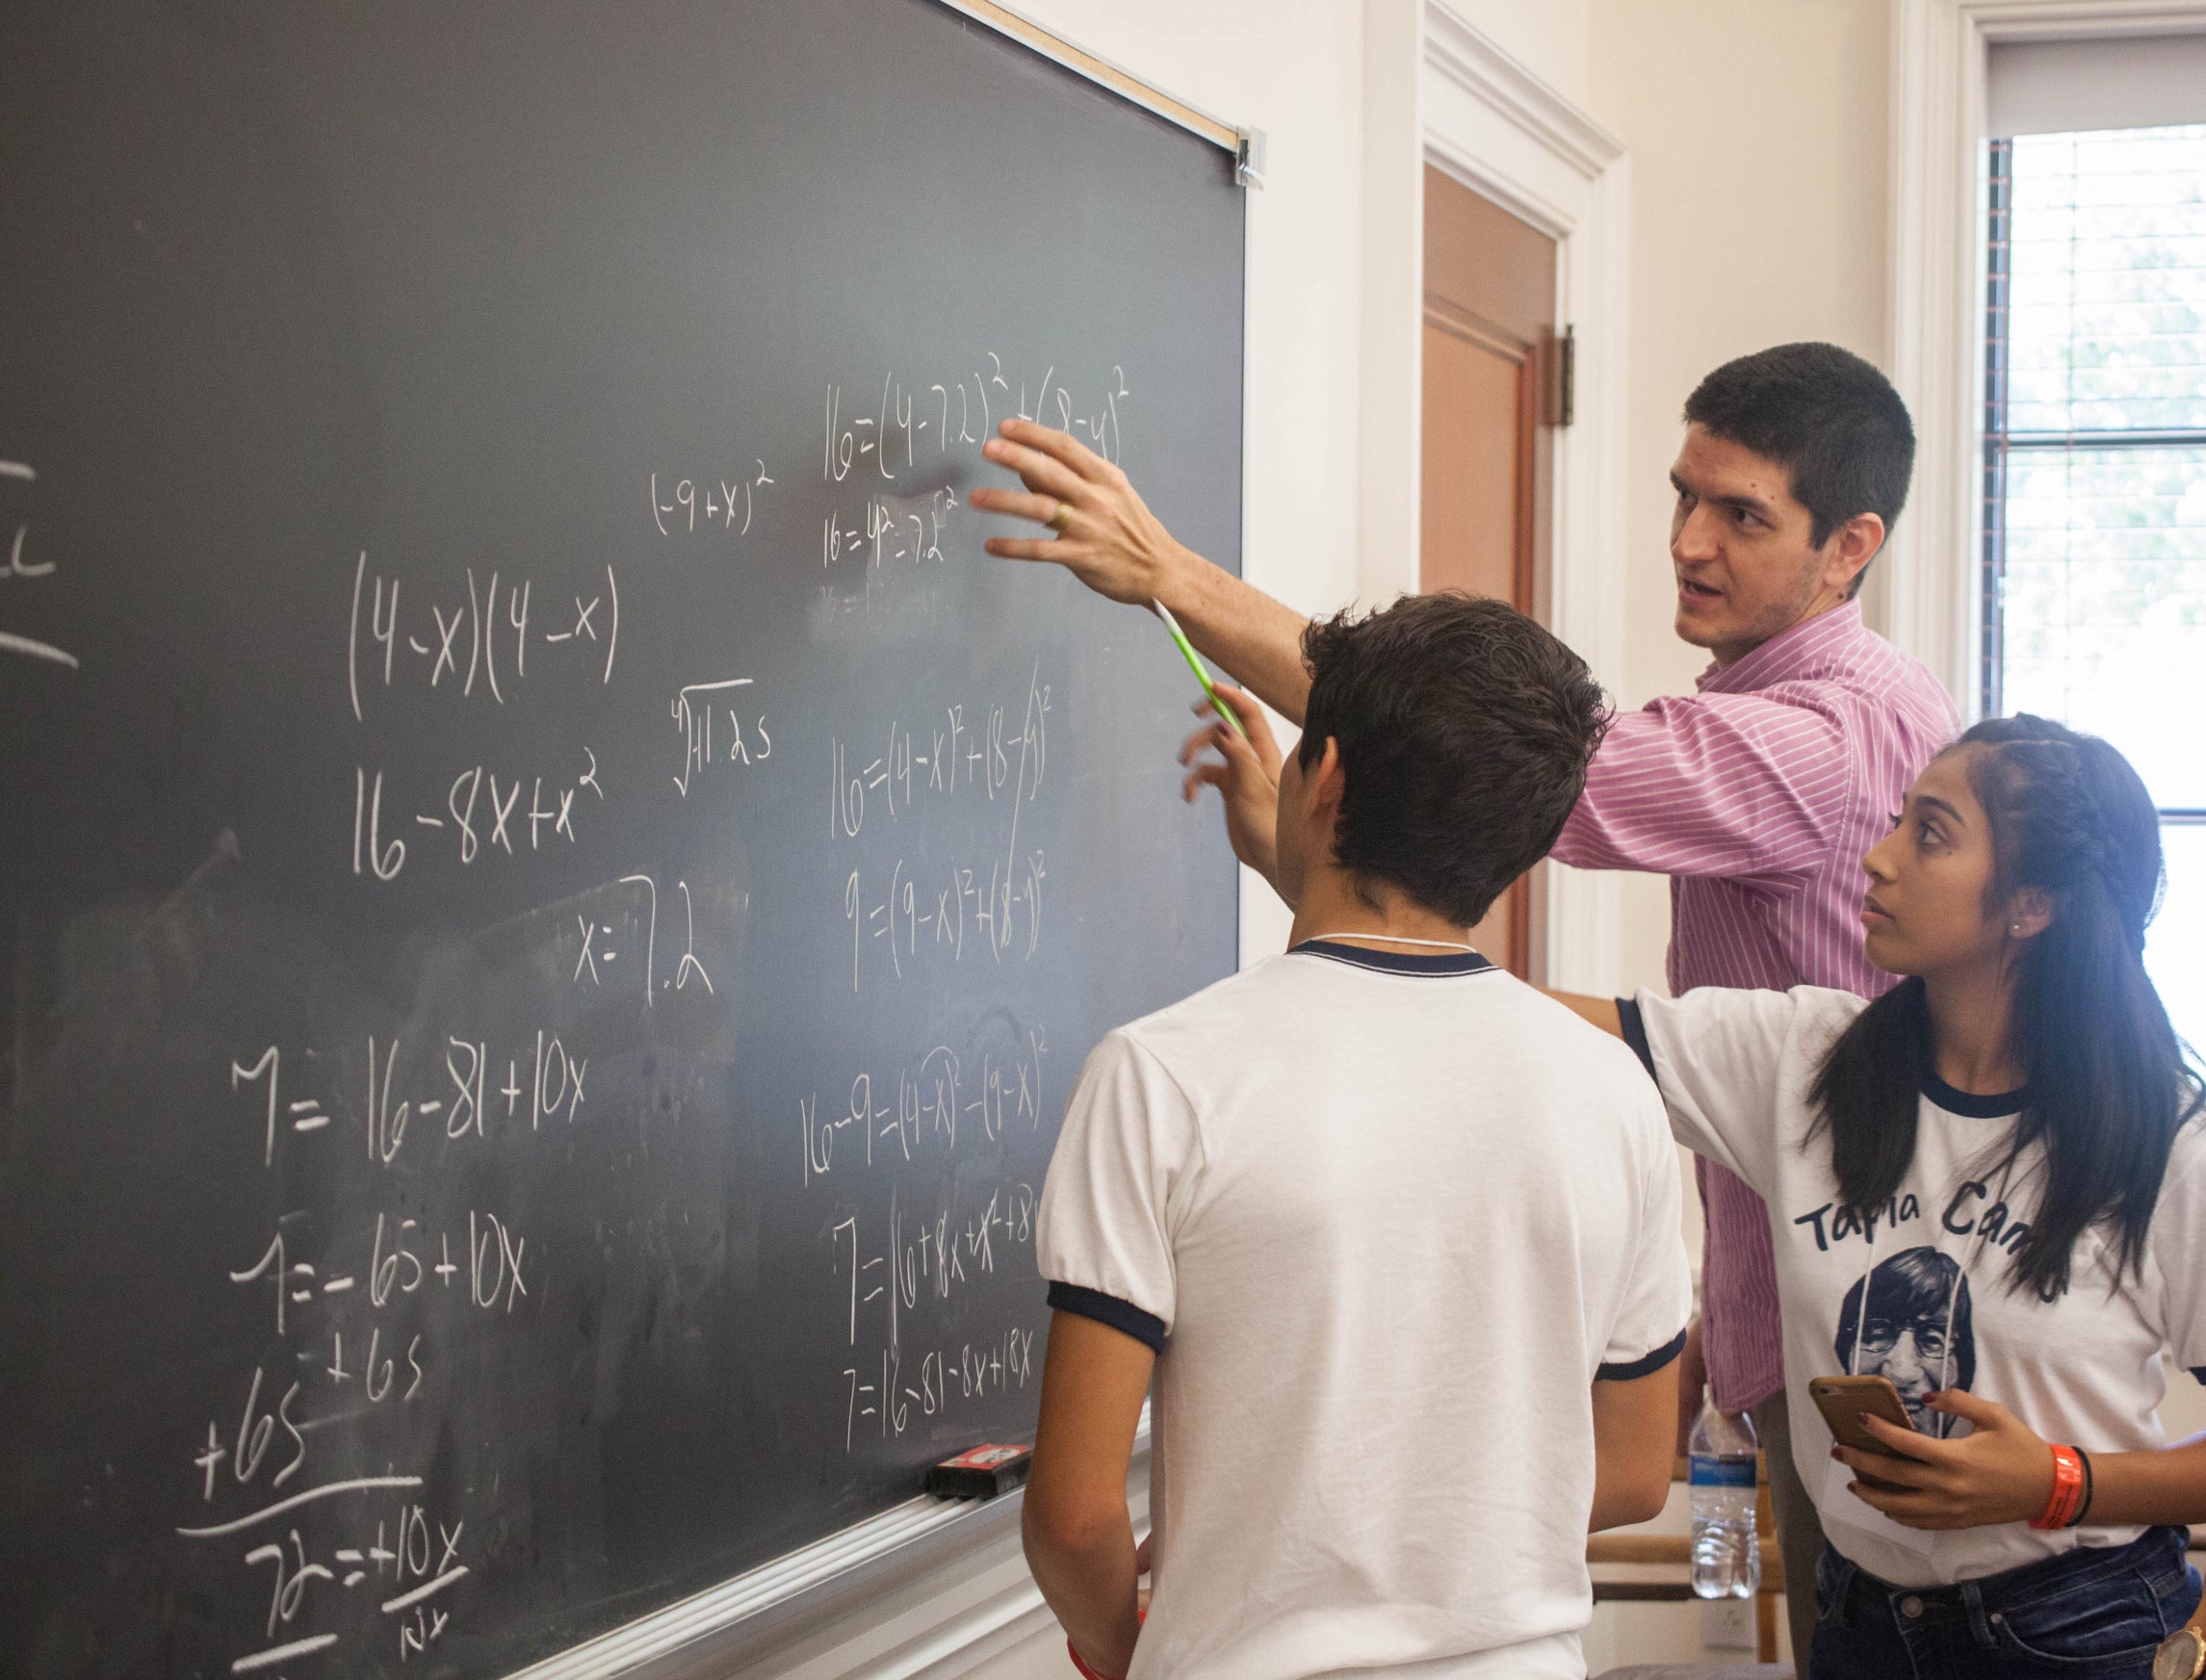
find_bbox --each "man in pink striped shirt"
[975,342,1956,1671]
[1542,348,1957,1670]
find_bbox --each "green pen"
[1153,600,1250,742]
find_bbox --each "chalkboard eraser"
[926,1442,1034,1500]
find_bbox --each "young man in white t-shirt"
[1022,594,1695,1680]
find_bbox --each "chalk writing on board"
[814,355,1130,624]
[827,674,1051,839]
[146,347,1144,1671]
[650,460,775,537]
[350,753,604,880]
[825,358,1127,489]
[800,1024,1048,1185]
[0,458,78,668]
[672,677,771,796]
[348,555,622,721]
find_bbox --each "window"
[1983,123,2206,1048]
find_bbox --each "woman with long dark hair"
[1556,715,2206,1677]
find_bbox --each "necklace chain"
[1301,931,1478,952]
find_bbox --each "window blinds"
[1983,125,2206,802]
[1987,33,2206,139]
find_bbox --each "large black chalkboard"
[0,3,1242,1674]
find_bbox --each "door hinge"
[1546,324,1576,427]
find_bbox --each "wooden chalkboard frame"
[936,0,1266,182]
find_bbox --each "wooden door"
[1420,167,1558,977]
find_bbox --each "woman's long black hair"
[1808,715,2204,1299]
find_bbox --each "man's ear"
[1825,511,1885,598]
[1306,738,1346,823]
[2004,885,2054,943]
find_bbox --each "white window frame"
[1884,0,2206,711]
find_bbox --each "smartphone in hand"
[1810,1375,1916,1493]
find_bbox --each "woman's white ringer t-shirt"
[1623,981,2206,1590]
[1037,942,1693,1680]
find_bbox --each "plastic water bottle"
[1688,1401,1760,1599]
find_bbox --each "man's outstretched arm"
[1548,992,1623,1038]
[1024,1310,1155,1679]
[973,420,1317,723]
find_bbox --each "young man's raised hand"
[1177,685,1284,892]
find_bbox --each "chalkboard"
[0,3,1242,1674]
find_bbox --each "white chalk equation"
[843,850,1047,989]
[827,670,1051,841]
[185,1091,526,1666]
[229,1016,628,1182]
[814,355,1130,622]
[350,749,604,881]
[822,356,1129,488]
[649,459,774,538]
[347,553,620,721]
[828,1191,1041,1451]
[175,1483,468,1670]
[671,678,771,797]
[799,1025,1049,1186]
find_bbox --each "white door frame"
[1884,0,2206,711]
[1364,2,1631,991]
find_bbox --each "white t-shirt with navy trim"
[1625,982,2206,1590]
[1037,941,1693,1680]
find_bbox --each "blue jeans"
[1808,1527,2200,1678]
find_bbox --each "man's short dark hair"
[1296,593,1608,927]
[1683,342,1915,590]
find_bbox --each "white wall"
[1585,0,1895,996]
[1445,0,1593,111]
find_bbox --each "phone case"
[1811,1376,1916,1492]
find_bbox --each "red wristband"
[2030,1443,2085,1531]
[1067,1640,1122,1680]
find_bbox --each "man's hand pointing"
[971,419,1194,607]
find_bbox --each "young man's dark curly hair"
[1297,592,1610,928]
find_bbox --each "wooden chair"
[1586,1454,1787,1664]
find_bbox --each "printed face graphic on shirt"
[1832,1246,1977,1436]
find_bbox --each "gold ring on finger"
[1047,503,1073,533]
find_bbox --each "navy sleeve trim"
[1596,1327,1689,1383]
[2193,1366,2206,1387]
[1046,1281,1166,1354]
[1616,996,1656,1082]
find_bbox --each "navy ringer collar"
[1921,1070,2028,1119]
[1289,939,1495,977]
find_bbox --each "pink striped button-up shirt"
[1551,601,1959,1410]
